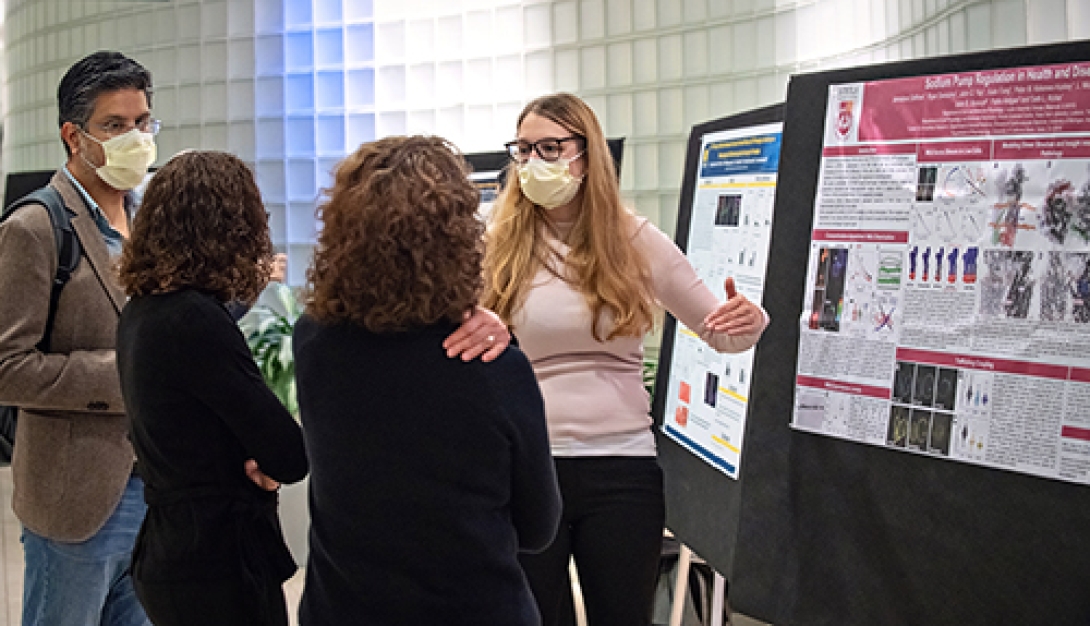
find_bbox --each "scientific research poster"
[662,123,781,478]
[793,60,1090,485]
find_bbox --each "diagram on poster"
[792,59,1090,485]
[662,123,781,478]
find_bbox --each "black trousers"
[520,456,666,626]
[134,576,288,626]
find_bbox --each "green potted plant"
[238,282,308,563]
[643,355,659,399]
[239,282,301,417]
[237,281,307,562]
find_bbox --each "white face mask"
[518,153,584,209]
[81,128,157,191]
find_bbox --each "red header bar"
[895,348,1070,381]
[1069,367,1090,384]
[916,140,993,162]
[1061,426,1090,442]
[850,62,1090,141]
[812,230,910,243]
[993,136,1090,160]
[822,143,917,157]
[796,375,891,400]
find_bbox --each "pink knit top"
[511,216,766,457]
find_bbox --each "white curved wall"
[558,0,1089,232]
[2,0,1087,281]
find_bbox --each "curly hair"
[306,135,483,332]
[119,151,273,303]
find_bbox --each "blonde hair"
[482,93,655,341]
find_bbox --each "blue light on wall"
[254,0,375,257]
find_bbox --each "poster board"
[651,103,783,578]
[464,151,508,218]
[659,117,781,480]
[654,113,784,479]
[794,55,1090,487]
[711,40,1090,625]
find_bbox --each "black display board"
[653,40,1090,625]
[651,103,783,585]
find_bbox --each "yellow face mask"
[518,153,584,209]
[81,128,157,191]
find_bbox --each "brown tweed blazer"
[0,170,134,542]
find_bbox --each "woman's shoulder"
[625,212,678,255]
[621,211,668,241]
[484,343,533,373]
[477,345,540,400]
[121,290,238,355]
[126,288,224,321]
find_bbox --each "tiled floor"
[0,467,765,626]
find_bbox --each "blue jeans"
[21,476,151,626]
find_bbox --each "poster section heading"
[826,61,1090,144]
[662,123,782,480]
[795,59,1090,487]
[700,133,781,178]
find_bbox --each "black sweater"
[294,315,560,626]
[117,289,307,585]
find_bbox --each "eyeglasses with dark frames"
[504,136,585,163]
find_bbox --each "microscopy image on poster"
[792,59,1090,486]
[887,404,910,447]
[662,122,781,479]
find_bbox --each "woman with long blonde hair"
[484,93,768,626]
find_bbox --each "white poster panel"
[662,122,782,478]
[794,60,1090,485]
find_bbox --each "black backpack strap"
[2,186,81,352]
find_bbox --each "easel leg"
[667,544,693,626]
[710,572,726,626]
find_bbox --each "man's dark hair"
[57,51,153,154]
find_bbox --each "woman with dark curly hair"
[295,135,560,626]
[116,150,308,626]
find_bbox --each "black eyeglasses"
[504,136,585,163]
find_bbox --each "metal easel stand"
[667,544,728,626]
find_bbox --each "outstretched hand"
[702,277,765,335]
[245,459,280,492]
[441,306,511,362]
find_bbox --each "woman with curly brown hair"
[116,150,308,626]
[295,135,560,626]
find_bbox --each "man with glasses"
[0,51,156,625]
